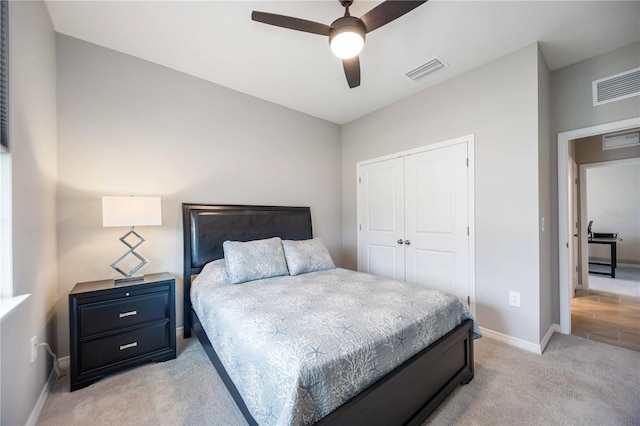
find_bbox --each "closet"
[357,138,473,305]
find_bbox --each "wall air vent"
[592,67,640,106]
[602,129,640,151]
[406,56,448,81]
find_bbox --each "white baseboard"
[58,356,70,370]
[176,326,184,338]
[25,366,57,426]
[619,262,640,269]
[480,326,559,355]
[540,324,561,353]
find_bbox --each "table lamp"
[102,196,162,283]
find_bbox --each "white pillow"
[223,237,289,284]
[282,237,335,276]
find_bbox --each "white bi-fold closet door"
[357,138,472,305]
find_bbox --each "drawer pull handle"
[119,310,137,318]
[119,342,138,351]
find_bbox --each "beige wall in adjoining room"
[586,160,640,264]
[575,130,640,165]
[1,1,58,425]
[56,35,342,357]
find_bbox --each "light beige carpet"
[37,333,640,425]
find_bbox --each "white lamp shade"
[102,196,162,227]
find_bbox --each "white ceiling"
[45,1,640,124]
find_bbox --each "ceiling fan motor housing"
[330,16,366,40]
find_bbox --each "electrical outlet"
[509,291,521,308]
[30,336,37,363]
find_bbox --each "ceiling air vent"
[406,56,447,81]
[592,67,640,106]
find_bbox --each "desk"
[588,238,617,278]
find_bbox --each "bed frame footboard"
[192,310,474,426]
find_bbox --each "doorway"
[571,157,640,351]
[557,117,640,335]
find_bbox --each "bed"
[183,204,478,426]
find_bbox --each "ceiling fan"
[252,1,428,89]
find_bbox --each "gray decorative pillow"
[223,237,289,284]
[282,237,336,276]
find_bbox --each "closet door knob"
[397,239,404,244]
[404,240,411,246]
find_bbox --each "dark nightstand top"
[69,272,174,296]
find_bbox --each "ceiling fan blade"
[359,1,428,33]
[252,11,332,36]
[342,56,361,89]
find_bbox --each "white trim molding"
[0,293,29,322]
[540,324,561,353]
[480,325,560,355]
[24,366,57,426]
[57,356,70,371]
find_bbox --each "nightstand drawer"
[79,321,170,373]
[79,291,169,337]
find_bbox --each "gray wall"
[1,1,58,424]
[551,42,640,134]
[55,35,342,356]
[342,44,543,344]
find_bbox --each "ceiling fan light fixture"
[330,30,364,59]
[329,18,366,59]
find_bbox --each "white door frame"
[557,117,640,334]
[357,134,476,315]
[569,159,579,293]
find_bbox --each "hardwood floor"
[571,288,640,352]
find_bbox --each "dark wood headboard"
[182,204,313,337]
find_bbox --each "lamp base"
[114,275,144,284]
[111,227,149,281]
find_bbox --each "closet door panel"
[413,249,456,294]
[405,144,469,302]
[358,158,405,281]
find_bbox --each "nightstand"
[69,272,176,391]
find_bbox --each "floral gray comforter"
[191,260,480,426]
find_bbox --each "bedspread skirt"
[191,263,480,426]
